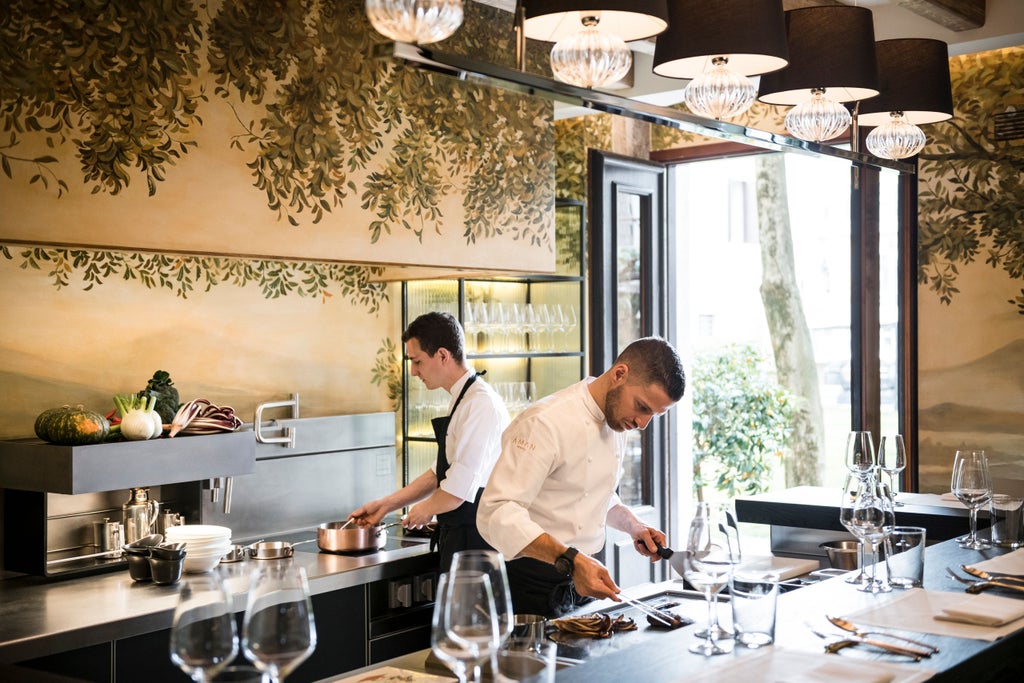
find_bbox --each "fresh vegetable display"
[34,405,111,446]
[168,398,243,437]
[139,370,180,424]
[113,394,164,441]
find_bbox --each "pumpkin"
[34,404,111,446]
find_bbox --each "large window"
[670,152,904,535]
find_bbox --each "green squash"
[34,405,111,446]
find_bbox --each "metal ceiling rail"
[378,41,917,174]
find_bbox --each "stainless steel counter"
[0,538,435,664]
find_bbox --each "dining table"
[323,536,1024,682]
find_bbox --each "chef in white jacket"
[477,337,685,616]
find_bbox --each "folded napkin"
[684,648,934,683]
[935,593,1024,626]
[973,548,1024,576]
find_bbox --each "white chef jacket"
[430,370,511,503]
[477,378,625,558]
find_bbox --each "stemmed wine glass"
[839,474,895,593]
[450,550,513,680]
[879,435,907,507]
[683,502,741,656]
[431,571,501,683]
[843,431,876,586]
[242,564,317,683]
[951,449,993,550]
[169,573,239,682]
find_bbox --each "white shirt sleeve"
[438,380,510,503]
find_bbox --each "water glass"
[494,638,556,683]
[730,571,779,648]
[886,526,926,588]
[990,494,1024,548]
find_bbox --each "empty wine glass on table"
[431,571,501,683]
[839,474,895,593]
[450,550,513,679]
[242,564,316,683]
[951,449,993,550]
[684,502,742,656]
[879,435,907,506]
[843,431,877,586]
[169,573,239,682]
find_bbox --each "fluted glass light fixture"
[365,0,464,44]
[858,39,954,159]
[758,6,879,143]
[524,1,668,88]
[653,0,788,121]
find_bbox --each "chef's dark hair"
[402,311,465,362]
[616,337,685,401]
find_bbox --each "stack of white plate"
[165,524,232,573]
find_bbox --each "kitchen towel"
[935,592,1024,626]
[846,588,1024,641]
[681,648,935,683]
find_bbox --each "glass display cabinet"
[400,199,586,485]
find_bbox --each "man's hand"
[632,526,668,562]
[403,502,435,529]
[348,499,388,527]
[570,553,621,601]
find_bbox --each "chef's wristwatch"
[555,547,579,578]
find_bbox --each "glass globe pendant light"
[865,112,928,159]
[365,0,464,44]
[550,16,632,88]
[683,57,758,121]
[784,88,852,143]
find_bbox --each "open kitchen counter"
[0,525,436,665]
[330,538,1024,683]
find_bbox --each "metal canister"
[156,510,184,535]
[93,518,123,554]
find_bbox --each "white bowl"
[179,539,232,552]
[185,546,232,559]
[183,554,222,573]
[166,525,232,541]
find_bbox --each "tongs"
[616,593,680,628]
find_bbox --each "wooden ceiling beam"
[896,0,986,31]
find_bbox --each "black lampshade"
[523,1,669,43]
[858,39,954,126]
[758,5,879,105]
[653,0,789,79]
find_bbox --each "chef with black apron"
[348,312,510,571]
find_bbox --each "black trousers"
[434,522,492,573]
[505,556,594,618]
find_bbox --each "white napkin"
[935,593,1024,626]
[973,548,1024,576]
[845,588,1024,641]
[681,648,934,683]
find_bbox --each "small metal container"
[220,544,249,563]
[820,540,860,570]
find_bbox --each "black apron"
[431,371,494,572]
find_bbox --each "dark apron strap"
[430,372,485,555]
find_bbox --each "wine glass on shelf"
[879,435,907,506]
[431,571,501,683]
[839,474,895,593]
[951,449,993,550]
[242,564,316,683]
[683,502,741,656]
[169,573,239,682]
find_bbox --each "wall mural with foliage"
[915,46,1024,492]
[0,0,555,272]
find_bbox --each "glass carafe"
[122,487,160,544]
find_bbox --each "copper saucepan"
[317,521,400,553]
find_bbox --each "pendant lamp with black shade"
[758,5,880,143]
[653,0,789,120]
[522,1,669,88]
[858,39,954,159]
